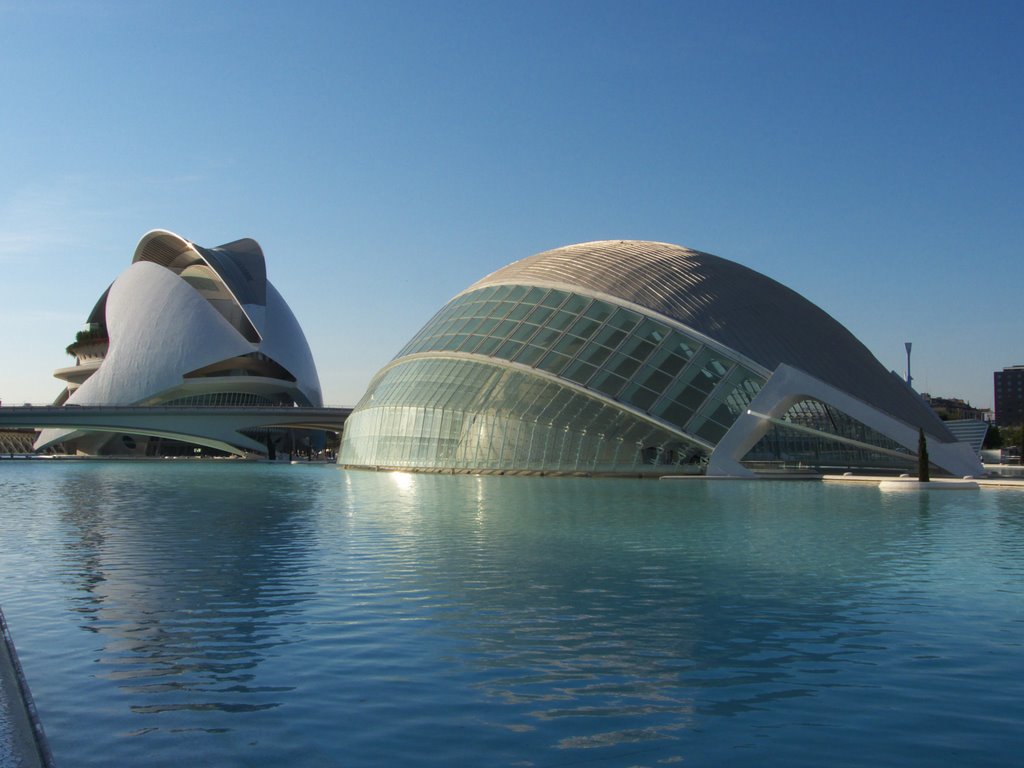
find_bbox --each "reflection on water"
[1,463,1023,767]
[339,476,925,756]
[55,463,316,720]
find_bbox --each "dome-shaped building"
[37,230,322,456]
[340,240,980,477]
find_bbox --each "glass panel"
[636,366,673,393]
[512,344,546,367]
[491,285,514,300]
[606,308,641,333]
[688,372,718,396]
[526,305,555,325]
[474,317,499,335]
[492,319,518,338]
[506,302,532,321]
[459,316,486,335]
[562,294,590,314]
[591,370,627,398]
[479,300,501,317]
[656,348,720,407]
[475,337,501,356]
[621,338,657,363]
[620,382,660,411]
[634,317,670,344]
[577,341,613,368]
[446,316,474,334]
[582,300,614,324]
[537,350,571,375]
[656,352,690,378]
[457,335,483,353]
[495,339,523,359]
[540,290,568,309]
[546,310,577,333]
[467,287,495,302]
[506,285,529,301]
[562,360,597,386]
[553,334,587,358]
[524,286,547,304]
[442,334,467,351]
[657,399,697,428]
[706,401,736,430]
[568,315,601,340]
[675,385,710,413]
[592,323,629,350]
[531,326,563,348]
[704,358,730,379]
[510,323,538,343]
[607,352,642,380]
[695,417,730,443]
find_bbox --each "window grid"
[340,357,705,472]
[392,284,767,436]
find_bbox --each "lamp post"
[905,342,913,387]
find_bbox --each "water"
[1,461,1023,767]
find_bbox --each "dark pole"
[917,427,930,482]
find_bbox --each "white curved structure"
[340,240,982,478]
[38,230,322,456]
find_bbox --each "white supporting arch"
[707,364,983,478]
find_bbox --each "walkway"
[0,607,54,767]
[822,473,1024,489]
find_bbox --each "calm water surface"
[1,461,1022,767]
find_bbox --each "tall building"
[994,366,1024,426]
[339,240,981,478]
[37,230,322,456]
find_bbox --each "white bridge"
[0,405,350,457]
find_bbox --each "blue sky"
[1,0,1020,409]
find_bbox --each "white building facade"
[38,230,322,456]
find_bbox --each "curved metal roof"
[468,240,953,441]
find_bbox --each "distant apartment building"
[920,394,990,422]
[994,366,1024,426]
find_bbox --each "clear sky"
[1,0,1020,409]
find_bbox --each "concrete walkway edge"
[0,606,55,768]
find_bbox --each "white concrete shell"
[37,230,322,455]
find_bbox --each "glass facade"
[342,285,769,474]
[743,398,919,472]
[341,358,700,473]
[160,392,283,407]
[340,239,976,478]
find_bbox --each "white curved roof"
[469,240,952,442]
[38,230,322,452]
[133,230,268,341]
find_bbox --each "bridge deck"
[0,406,351,457]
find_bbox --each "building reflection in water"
[57,463,319,720]
[335,472,929,758]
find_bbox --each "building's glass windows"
[741,398,917,472]
[162,392,282,407]
[562,358,599,387]
[686,367,762,444]
[340,357,708,474]
[381,284,775,469]
[536,349,573,376]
